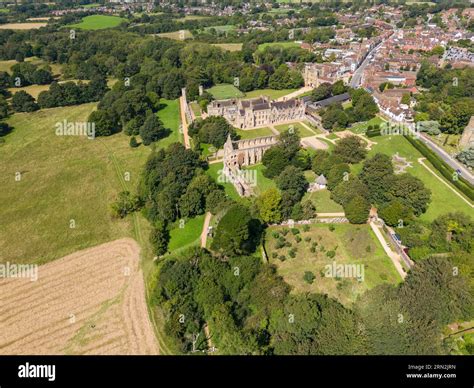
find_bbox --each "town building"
[207,96,305,129]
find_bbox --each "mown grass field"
[244,88,297,100]
[156,98,182,149]
[211,43,243,52]
[0,103,151,264]
[8,85,50,99]
[0,22,47,30]
[257,41,300,51]
[265,223,402,306]
[207,83,244,99]
[235,126,274,139]
[303,190,344,213]
[361,134,474,222]
[156,30,193,40]
[350,116,385,134]
[69,15,126,30]
[167,214,205,253]
[203,25,236,33]
[275,121,315,137]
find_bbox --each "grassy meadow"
[0,103,151,264]
[69,15,126,30]
[265,223,402,306]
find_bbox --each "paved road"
[350,40,385,88]
[406,124,474,186]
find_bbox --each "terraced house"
[207,96,305,129]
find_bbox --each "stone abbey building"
[222,134,278,196]
[207,96,305,129]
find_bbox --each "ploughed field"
[0,238,158,355]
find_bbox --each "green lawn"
[0,103,151,264]
[350,116,386,135]
[257,41,300,51]
[83,3,100,8]
[235,126,274,139]
[168,214,205,253]
[156,99,182,149]
[242,164,276,195]
[266,223,402,306]
[189,102,202,118]
[303,190,344,213]
[244,88,297,100]
[275,122,315,137]
[207,84,244,100]
[204,25,236,33]
[206,162,241,201]
[366,135,474,222]
[69,15,127,30]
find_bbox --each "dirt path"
[200,212,212,248]
[0,238,159,355]
[369,221,406,280]
[418,158,473,208]
[179,96,191,149]
[316,212,346,217]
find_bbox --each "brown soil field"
[0,238,159,355]
[0,23,47,30]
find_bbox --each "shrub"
[303,224,310,232]
[295,235,302,243]
[329,225,335,232]
[326,250,336,258]
[291,228,300,235]
[303,271,316,284]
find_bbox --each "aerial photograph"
[0,0,472,384]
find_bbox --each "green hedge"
[366,128,381,138]
[404,135,474,201]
